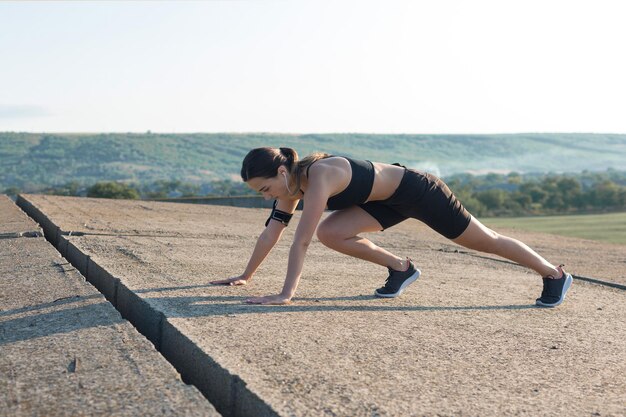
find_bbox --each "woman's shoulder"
[306,156,350,176]
[303,156,352,196]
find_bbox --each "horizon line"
[2,130,626,136]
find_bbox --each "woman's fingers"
[209,279,230,285]
[245,295,291,305]
[210,277,246,286]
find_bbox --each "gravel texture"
[15,194,626,417]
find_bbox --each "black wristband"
[265,200,293,227]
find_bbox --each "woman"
[210,147,573,307]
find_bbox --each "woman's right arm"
[210,199,299,285]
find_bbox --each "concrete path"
[0,195,219,416]
[0,195,42,238]
[16,194,626,417]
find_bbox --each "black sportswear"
[360,165,471,239]
[307,157,375,210]
[304,157,472,239]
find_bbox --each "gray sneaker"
[375,259,421,298]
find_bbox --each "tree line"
[4,169,626,217]
[3,179,251,201]
[447,172,626,217]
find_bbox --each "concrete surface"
[16,194,626,417]
[0,195,42,238]
[0,195,219,416]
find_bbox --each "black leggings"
[359,168,472,239]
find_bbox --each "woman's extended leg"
[316,206,408,271]
[452,217,561,278]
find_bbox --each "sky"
[1,0,625,134]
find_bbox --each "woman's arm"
[210,199,298,285]
[242,220,288,279]
[246,169,331,304]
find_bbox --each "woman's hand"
[245,294,292,305]
[210,275,249,286]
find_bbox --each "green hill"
[1,132,625,192]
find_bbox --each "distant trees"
[475,189,507,211]
[5,171,626,216]
[204,180,249,197]
[446,172,626,217]
[140,180,200,199]
[587,180,626,209]
[77,179,250,200]
[45,181,82,197]
[87,182,140,200]
[3,187,21,196]
[4,178,251,200]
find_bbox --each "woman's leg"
[316,206,408,271]
[452,217,560,278]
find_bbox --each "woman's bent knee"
[316,223,340,246]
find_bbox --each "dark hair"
[240,147,297,181]
[241,147,329,196]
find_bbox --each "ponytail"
[279,147,297,171]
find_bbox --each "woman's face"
[246,167,291,200]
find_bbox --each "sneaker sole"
[535,273,573,308]
[374,269,421,298]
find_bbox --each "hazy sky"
[1,0,625,134]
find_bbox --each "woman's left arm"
[245,174,331,305]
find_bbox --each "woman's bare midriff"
[366,162,406,203]
[302,158,407,206]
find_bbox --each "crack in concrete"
[0,231,43,239]
[52,295,82,304]
[58,230,237,239]
[52,260,77,274]
[15,196,254,417]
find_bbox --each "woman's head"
[241,147,329,200]
[240,147,298,182]
[241,147,299,200]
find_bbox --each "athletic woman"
[210,147,573,307]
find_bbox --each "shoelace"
[384,259,412,287]
[384,273,392,286]
[383,268,397,287]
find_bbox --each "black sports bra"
[305,156,375,210]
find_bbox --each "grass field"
[483,212,626,245]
